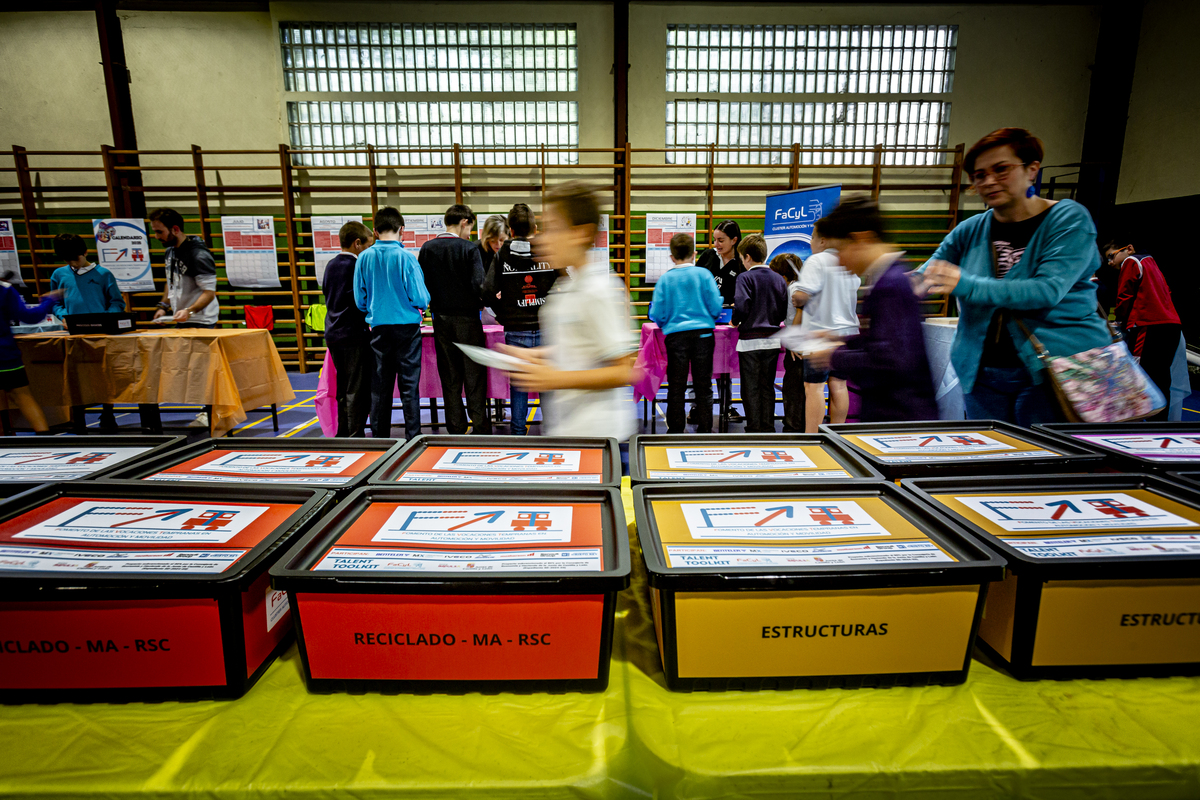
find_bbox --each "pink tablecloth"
[632,323,785,403]
[315,325,533,436]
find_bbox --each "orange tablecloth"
[15,329,295,437]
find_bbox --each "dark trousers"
[369,324,422,440]
[738,348,779,432]
[1129,323,1182,421]
[329,339,372,438]
[432,313,491,435]
[964,366,1063,427]
[665,329,715,433]
[781,352,806,431]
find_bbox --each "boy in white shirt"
[791,220,861,432]
[501,182,637,440]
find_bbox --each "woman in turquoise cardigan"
[922,128,1111,425]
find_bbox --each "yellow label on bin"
[671,585,980,678]
[1031,578,1200,666]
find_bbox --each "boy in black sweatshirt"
[321,220,373,437]
[732,234,788,432]
[481,203,556,435]
[418,204,491,435]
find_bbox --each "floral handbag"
[1013,318,1165,423]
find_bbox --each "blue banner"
[763,184,841,264]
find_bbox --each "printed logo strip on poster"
[0,218,24,287]
[0,447,149,480]
[644,213,696,283]
[1077,433,1200,460]
[956,492,1200,533]
[680,500,891,540]
[587,214,610,268]
[312,215,365,283]
[372,505,574,546]
[665,542,953,568]
[0,545,246,573]
[431,448,583,474]
[665,447,818,471]
[221,216,281,288]
[996,534,1200,559]
[856,432,1018,454]
[92,218,154,291]
[313,546,603,572]
[398,472,603,484]
[400,215,448,249]
[12,500,270,544]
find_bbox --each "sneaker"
[188,411,210,429]
[727,406,744,423]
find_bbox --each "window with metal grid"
[280,22,579,165]
[666,100,952,165]
[664,24,957,164]
[287,100,579,166]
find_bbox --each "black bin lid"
[271,485,630,595]
[1036,422,1200,473]
[820,420,1104,478]
[0,481,331,598]
[629,433,882,483]
[102,437,401,489]
[632,482,1004,592]
[367,435,622,487]
[0,435,185,484]
[902,473,1200,580]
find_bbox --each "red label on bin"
[296,593,605,681]
[242,571,292,677]
[0,599,226,689]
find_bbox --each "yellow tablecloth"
[0,480,1197,799]
[16,329,295,437]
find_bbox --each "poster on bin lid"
[952,492,1200,533]
[92,218,154,292]
[0,446,150,480]
[313,546,602,572]
[396,446,603,483]
[680,500,890,540]
[8,499,271,544]
[372,504,574,546]
[847,430,1058,461]
[0,218,24,287]
[763,184,841,263]
[1074,433,1200,460]
[666,446,817,472]
[147,449,376,484]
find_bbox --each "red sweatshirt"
[1115,254,1179,329]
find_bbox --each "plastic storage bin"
[632,482,1005,691]
[0,481,331,703]
[629,433,882,484]
[102,437,400,493]
[271,485,631,694]
[821,420,1105,480]
[0,435,184,498]
[367,435,621,486]
[903,473,1200,680]
[1036,422,1200,474]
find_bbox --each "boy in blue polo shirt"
[354,207,431,440]
[49,234,124,318]
[649,233,723,432]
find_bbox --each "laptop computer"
[64,313,138,335]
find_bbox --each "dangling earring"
[1026,185,1037,198]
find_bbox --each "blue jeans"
[963,366,1064,427]
[505,329,541,435]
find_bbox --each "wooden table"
[15,329,295,437]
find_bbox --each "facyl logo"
[773,199,824,221]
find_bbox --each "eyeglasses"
[970,162,1026,184]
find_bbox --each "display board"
[643,213,696,283]
[92,218,154,292]
[311,215,365,284]
[763,184,841,263]
[588,214,610,268]
[0,218,24,286]
[400,214,448,249]
[220,216,280,288]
